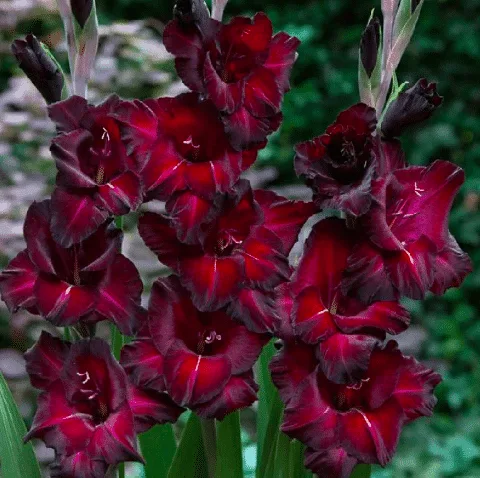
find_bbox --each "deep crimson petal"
[282,374,339,450]
[334,103,377,135]
[50,187,109,248]
[164,343,232,406]
[128,385,184,433]
[223,108,282,150]
[340,399,404,466]
[120,338,166,392]
[227,288,278,334]
[254,189,314,254]
[50,452,108,478]
[166,191,217,244]
[96,171,142,216]
[304,447,358,478]
[269,342,317,405]
[373,138,406,176]
[96,255,144,335]
[241,226,290,289]
[431,234,472,295]
[291,218,352,302]
[318,333,380,384]
[48,95,90,132]
[0,250,37,313]
[175,56,205,92]
[194,372,258,420]
[50,130,97,189]
[334,300,410,335]
[35,274,97,325]
[138,212,193,270]
[204,52,243,114]
[293,287,336,344]
[179,254,244,311]
[24,331,70,389]
[244,67,282,117]
[264,32,300,93]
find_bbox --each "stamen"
[329,294,339,315]
[95,165,105,185]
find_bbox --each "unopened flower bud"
[360,16,381,78]
[71,0,93,29]
[11,34,64,104]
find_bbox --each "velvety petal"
[194,372,258,420]
[373,138,406,177]
[24,331,70,390]
[166,190,217,244]
[138,212,193,270]
[282,373,339,450]
[253,189,314,254]
[340,399,405,465]
[304,447,358,478]
[175,56,205,92]
[50,452,108,478]
[241,226,290,289]
[318,333,380,384]
[179,254,244,311]
[120,338,166,392]
[0,250,37,313]
[274,282,295,340]
[50,130,97,189]
[164,343,232,406]
[291,218,352,304]
[334,103,377,136]
[223,107,282,150]
[334,300,410,335]
[244,67,282,117]
[128,385,184,433]
[293,287,337,344]
[227,287,278,334]
[264,32,300,93]
[35,274,97,325]
[96,171,142,216]
[48,95,90,132]
[50,187,109,248]
[96,255,144,335]
[204,52,243,114]
[431,234,472,295]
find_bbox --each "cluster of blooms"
[0,0,472,477]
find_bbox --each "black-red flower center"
[73,370,110,424]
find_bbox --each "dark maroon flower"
[294,103,377,216]
[122,275,265,419]
[71,0,94,29]
[48,95,142,247]
[138,180,314,321]
[360,17,381,78]
[0,200,144,335]
[163,12,299,148]
[286,218,410,383]
[11,34,64,105]
[381,78,443,138]
[115,93,259,201]
[275,341,441,469]
[304,447,358,478]
[343,160,472,301]
[24,332,183,476]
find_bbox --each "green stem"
[350,464,372,478]
[111,324,124,361]
[200,418,217,478]
[117,463,125,478]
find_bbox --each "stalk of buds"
[0,0,472,477]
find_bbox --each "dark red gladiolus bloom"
[381,78,443,138]
[342,160,472,302]
[294,103,377,216]
[288,218,410,383]
[24,333,183,477]
[0,200,144,335]
[122,275,265,419]
[138,180,314,322]
[163,12,299,148]
[48,95,142,247]
[275,341,441,471]
[115,93,260,201]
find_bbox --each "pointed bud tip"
[360,16,381,78]
[70,0,94,29]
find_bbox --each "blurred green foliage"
[1,0,480,476]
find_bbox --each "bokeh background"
[0,0,479,476]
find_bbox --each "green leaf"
[256,339,276,466]
[140,424,177,478]
[168,413,209,478]
[0,372,41,478]
[288,440,307,478]
[393,0,412,39]
[350,464,372,478]
[111,324,124,361]
[271,431,290,478]
[215,412,243,478]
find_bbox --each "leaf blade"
[140,424,177,478]
[215,412,243,478]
